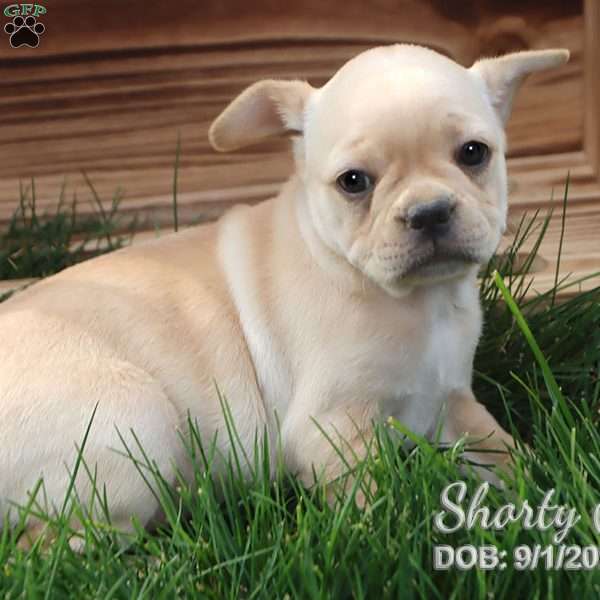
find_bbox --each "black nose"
[406,199,453,234]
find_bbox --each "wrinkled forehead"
[305,46,501,157]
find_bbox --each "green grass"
[0,177,134,281]
[1,180,600,598]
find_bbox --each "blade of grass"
[173,132,181,233]
[551,173,569,308]
[494,270,563,407]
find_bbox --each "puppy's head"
[209,45,568,294]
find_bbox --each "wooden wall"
[0,0,598,294]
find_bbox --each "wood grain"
[0,0,586,222]
[0,0,597,295]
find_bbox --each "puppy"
[0,44,568,542]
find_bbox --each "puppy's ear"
[208,80,314,152]
[471,49,569,124]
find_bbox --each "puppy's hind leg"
[1,357,187,549]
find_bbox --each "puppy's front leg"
[441,389,516,484]
[285,405,377,507]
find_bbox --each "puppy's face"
[302,47,509,292]
[209,45,568,295]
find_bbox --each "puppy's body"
[0,178,477,524]
[0,44,568,537]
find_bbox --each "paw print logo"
[4,15,45,48]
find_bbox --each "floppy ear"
[471,49,569,124]
[208,79,314,152]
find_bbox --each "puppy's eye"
[457,141,489,168]
[336,170,374,196]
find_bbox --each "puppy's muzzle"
[400,198,455,237]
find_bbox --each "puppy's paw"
[463,444,519,490]
[323,472,378,509]
[16,520,87,554]
[16,521,54,552]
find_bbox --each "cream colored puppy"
[0,44,568,542]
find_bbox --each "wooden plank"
[1,0,597,297]
[0,0,586,229]
[499,207,600,296]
